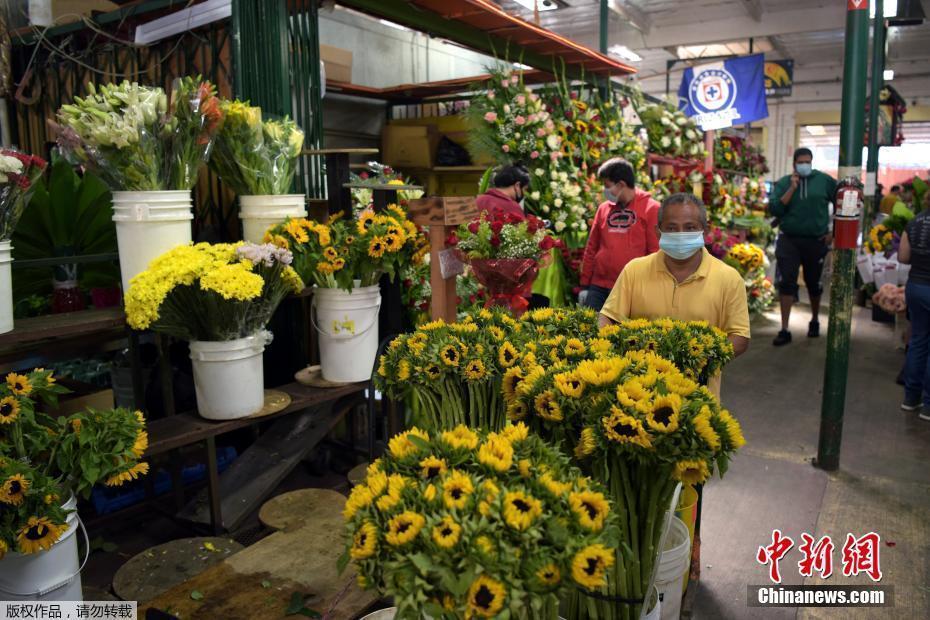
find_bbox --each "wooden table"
[303,148,379,215]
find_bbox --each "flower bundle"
[55,77,222,191]
[865,223,896,255]
[873,283,906,314]
[503,350,745,619]
[125,242,303,341]
[724,243,774,316]
[747,272,775,316]
[450,210,556,261]
[725,242,765,275]
[0,148,47,240]
[209,99,304,196]
[266,204,425,291]
[704,225,737,260]
[340,424,619,619]
[0,368,148,556]
[715,136,768,176]
[636,98,704,159]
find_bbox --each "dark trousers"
[775,234,828,298]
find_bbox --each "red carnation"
[490,221,503,234]
[359,172,369,180]
[490,234,501,247]
[446,232,459,246]
[539,236,556,251]
[468,221,480,234]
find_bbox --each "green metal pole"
[864,2,886,225]
[816,0,870,472]
[599,0,609,54]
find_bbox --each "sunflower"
[388,427,430,459]
[575,358,628,387]
[0,474,29,505]
[564,338,586,357]
[419,455,448,479]
[601,407,653,449]
[17,517,64,554]
[571,544,615,590]
[666,374,700,397]
[518,459,532,478]
[621,378,652,402]
[357,210,376,234]
[502,491,542,530]
[132,430,149,458]
[554,371,585,398]
[395,359,411,382]
[533,390,563,422]
[375,474,407,512]
[440,345,461,367]
[498,342,519,368]
[646,394,681,433]
[368,236,387,258]
[477,434,514,472]
[539,471,572,497]
[499,422,528,443]
[502,367,524,401]
[488,326,506,342]
[384,234,404,252]
[441,425,479,451]
[425,364,442,381]
[569,490,610,532]
[284,219,309,243]
[442,470,475,509]
[6,373,31,396]
[506,400,528,421]
[464,359,487,381]
[717,409,746,449]
[323,247,339,261]
[467,575,506,618]
[350,521,378,559]
[0,396,19,424]
[366,469,388,496]
[431,516,462,548]
[536,563,561,586]
[344,485,374,518]
[475,535,496,557]
[693,407,721,450]
[673,459,711,485]
[517,366,547,397]
[574,427,598,459]
[385,511,426,546]
[424,483,438,502]
[104,462,149,487]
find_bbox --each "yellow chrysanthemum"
[350,521,378,559]
[554,371,585,398]
[673,459,711,485]
[385,511,426,546]
[6,373,31,396]
[601,407,653,449]
[467,575,506,618]
[419,455,448,479]
[502,491,542,531]
[441,425,479,451]
[646,394,681,433]
[388,427,430,459]
[0,396,20,424]
[477,434,514,472]
[571,544,615,590]
[569,490,610,532]
[200,263,264,301]
[533,390,563,422]
[432,516,462,548]
[442,470,475,510]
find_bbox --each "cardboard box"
[50,389,115,416]
[320,44,353,84]
[382,125,438,169]
[28,0,118,27]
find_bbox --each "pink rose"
[545,119,555,130]
[501,78,510,87]
[515,95,526,106]
[484,112,498,122]
[531,151,540,159]
[502,145,510,153]
[488,91,496,100]
[530,93,539,102]
[514,115,526,126]
[550,152,559,161]
[536,128,546,138]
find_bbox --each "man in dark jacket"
[475,164,529,220]
[769,148,837,346]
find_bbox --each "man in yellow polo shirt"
[599,192,750,396]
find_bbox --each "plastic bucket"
[0,494,88,600]
[676,484,698,593]
[189,332,271,420]
[0,241,12,334]
[112,190,193,292]
[656,517,691,620]
[644,586,662,620]
[312,286,381,383]
[239,194,307,243]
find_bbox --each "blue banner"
[678,53,769,130]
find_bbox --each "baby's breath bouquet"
[341,424,619,619]
[0,368,148,557]
[209,99,304,195]
[124,242,304,341]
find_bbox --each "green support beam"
[232,0,292,117]
[600,0,609,54]
[816,1,870,472]
[864,2,886,224]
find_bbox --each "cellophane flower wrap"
[265,204,427,291]
[124,242,304,341]
[0,148,47,240]
[340,424,619,619]
[55,76,222,191]
[209,99,305,195]
[0,368,148,556]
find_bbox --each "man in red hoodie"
[475,164,530,220]
[579,158,660,311]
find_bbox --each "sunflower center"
[504,350,514,361]
[570,381,580,390]
[441,527,452,537]
[474,585,495,610]
[396,521,411,534]
[582,501,599,520]
[426,466,441,478]
[0,403,11,415]
[612,422,637,437]
[26,525,48,540]
[653,406,675,425]
[450,488,463,500]
[584,557,600,576]
[512,499,531,513]
[357,533,367,546]
[8,481,21,494]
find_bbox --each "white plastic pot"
[239,194,307,243]
[643,586,662,620]
[189,332,271,420]
[656,517,691,620]
[112,190,193,292]
[0,494,88,601]
[0,241,12,334]
[312,285,381,383]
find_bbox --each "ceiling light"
[134,0,231,45]
[805,125,827,136]
[883,69,895,80]
[607,45,643,62]
[870,0,898,18]
[512,0,559,11]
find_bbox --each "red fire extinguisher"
[834,177,864,250]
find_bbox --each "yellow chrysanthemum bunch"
[341,425,619,618]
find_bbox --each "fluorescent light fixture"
[513,62,534,70]
[134,0,231,45]
[883,69,895,80]
[805,125,827,136]
[378,18,411,32]
[607,45,643,62]
[512,0,559,11]
[871,0,898,18]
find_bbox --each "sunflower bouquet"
[340,424,619,619]
[725,242,765,276]
[266,204,425,291]
[209,99,304,196]
[124,242,304,340]
[502,351,745,620]
[0,368,148,557]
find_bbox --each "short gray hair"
[658,192,707,228]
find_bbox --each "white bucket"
[0,241,13,334]
[239,194,307,243]
[0,494,88,601]
[312,285,381,383]
[189,331,271,420]
[112,190,193,292]
[643,586,662,620]
[656,517,691,620]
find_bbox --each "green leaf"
[336,549,350,574]
[261,580,271,589]
[407,434,431,451]
[190,590,204,601]
[408,552,432,575]
[286,592,305,615]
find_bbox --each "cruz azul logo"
[687,65,742,130]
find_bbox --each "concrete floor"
[692,302,930,619]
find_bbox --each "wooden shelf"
[302,148,379,155]
[0,307,125,348]
[343,182,424,191]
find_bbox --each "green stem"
[620,461,642,612]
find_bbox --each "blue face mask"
[796,163,813,177]
[659,231,705,260]
[604,187,616,203]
